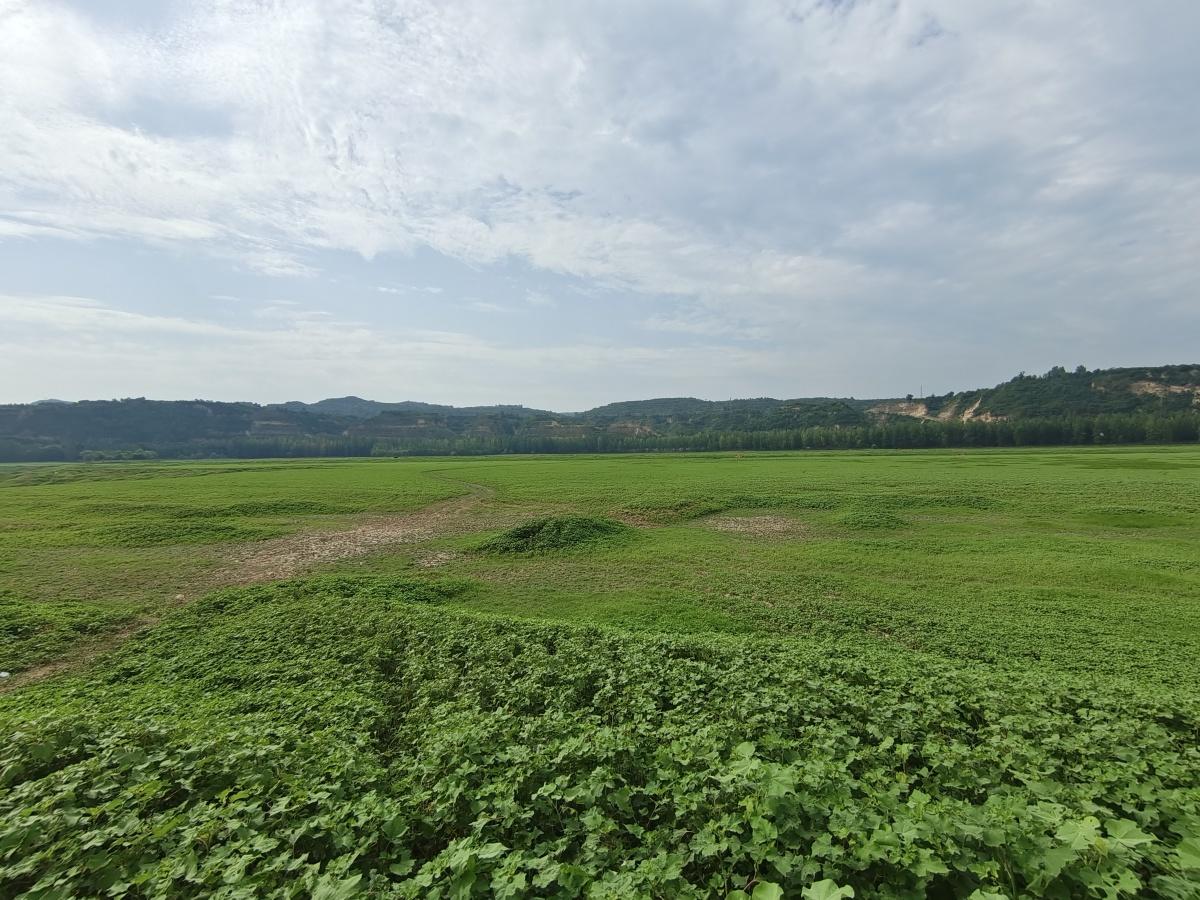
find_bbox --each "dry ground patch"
[702,513,807,537]
[216,481,496,584]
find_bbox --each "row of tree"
[3,411,1196,462]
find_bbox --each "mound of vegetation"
[478,515,632,554]
[1,577,1197,898]
[1075,506,1187,530]
[624,497,731,524]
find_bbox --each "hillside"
[871,365,1200,422]
[2,364,1197,461]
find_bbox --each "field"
[1,448,1198,898]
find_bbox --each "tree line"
[3,410,1196,461]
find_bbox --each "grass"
[476,515,633,555]
[1,447,1199,897]
[0,458,463,671]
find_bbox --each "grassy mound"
[478,515,632,554]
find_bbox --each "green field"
[2,448,1198,898]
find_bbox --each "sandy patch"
[703,515,806,536]
[415,550,462,568]
[221,484,492,583]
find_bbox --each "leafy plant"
[2,577,1197,898]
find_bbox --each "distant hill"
[870,364,1200,422]
[274,397,558,420]
[274,397,436,419]
[1,364,1197,461]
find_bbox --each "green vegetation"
[2,448,1199,897]
[833,505,907,530]
[0,592,138,672]
[478,515,632,554]
[3,364,1197,461]
[958,365,1200,419]
[0,459,460,671]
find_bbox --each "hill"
[274,396,440,419]
[1,364,1197,461]
[872,364,1200,422]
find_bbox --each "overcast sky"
[1,1,1197,409]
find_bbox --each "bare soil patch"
[1130,380,1199,401]
[703,514,806,537]
[415,550,462,569]
[218,484,492,584]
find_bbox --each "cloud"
[0,1,1198,402]
[0,292,785,407]
[376,284,444,295]
[466,300,510,314]
[0,293,231,337]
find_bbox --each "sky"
[1,1,1198,410]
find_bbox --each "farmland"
[1,447,1199,898]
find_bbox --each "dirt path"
[2,479,495,692]
[216,480,493,584]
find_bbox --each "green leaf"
[752,882,785,900]
[1177,838,1200,870]
[476,841,508,860]
[1040,845,1078,880]
[311,872,363,900]
[751,816,778,843]
[1114,868,1142,895]
[1056,816,1101,851]
[761,765,796,798]
[911,855,950,877]
[1105,819,1154,850]
[802,879,855,899]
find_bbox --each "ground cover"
[1,447,1198,897]
[0,459,465,673]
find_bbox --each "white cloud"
[376,284,444,295]
[466,300,510,314]
[0,292,785,407]
[0,1,1198,402]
